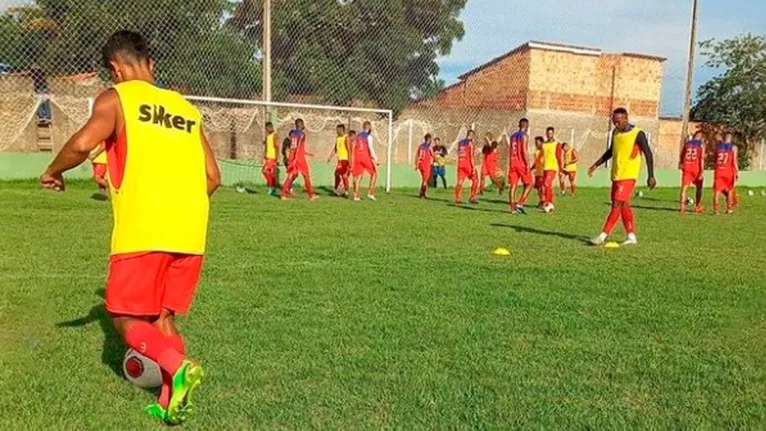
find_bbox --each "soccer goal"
[185,96,395,193]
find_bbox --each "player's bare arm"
[588,146,613,177]
[201,129,221,196]
[41,90,119,191]
[636,131,656,189]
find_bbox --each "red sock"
[158,335,185,408]
[469,177,479,200]
[280,175,293,196]
[124,321,183,375]
[621,206,635,234]
[602,207,621,235]
[304,176,314,197]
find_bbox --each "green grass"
[2,181,766,429]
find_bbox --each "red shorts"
[457,165,476,182]
[105,252,203,316]
[335,160,350,175]
[418,164,431,180]
[352,158,376,177]
[263,159,278,173]
[534,175,543,189]
[509,165,532,186]
[481,162,497,176]
[681,170,703,188]
[93,163,107,180]
[713,174,735,193]
[611,179,637,203]
[288,160,310,177]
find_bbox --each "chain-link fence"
[0,0,763,181]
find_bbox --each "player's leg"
[542,171,555,205]
[569,172,577,196]
[368,166,377,200]
[694,178,704,213]
[559,173,566,195]
[680,183,689,213]
[353,174,362,200]
[479,171,487,194]
[439,168,447,189]
[301,166,316,200]
[468,170,479,204]
[454,169,465,203]
[341,162,350,196]
[517,173,533,214]
[333,163,342,195]
[508,171,519,212]
[419,168,428,198]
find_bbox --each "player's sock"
[621,206,635,234]
[304,177,315,198]
[602,207,621,235]
[124,322,183,375]
[158,335,186,408]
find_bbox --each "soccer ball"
[685,197,695,206]
[761,190,766,197]
[748,190,755,197]
[636,191,644,198]
[123,349,162,388]
[235,185,246,194]
[542,202,555,213]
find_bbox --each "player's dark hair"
[101,30,152,71]
[265,121,273,128]
[467,129,475,135]
[613,107,628,116]
[424,133,432,140]
[295,118,304,127]
[546,126,555,133]
[519,118,529,127]
[534,136,544,143]
[349,129,356,135]
[337,124,345,130]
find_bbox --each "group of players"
[45,31,745,427]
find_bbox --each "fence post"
[760,139,765,171]
[570,128,575,146]
[407,119,414,165]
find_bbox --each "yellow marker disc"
[493,247,511,256]
[604,241,620,249]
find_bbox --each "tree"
[0,0,262,99]
[692,34,766,170]
[231,0,466,115]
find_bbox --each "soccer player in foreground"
[351,121,379,201]
[479,133,503,195]
[540,127,563,211]
[588,108,656,246]
[262,121,280,196]
[508,119,534,214]
[39,30,220,424]
[713,132,739,215]
[415,133,435,198]
[281,118,317,201]
[454,130,479,204]
[560,142,578,196]
[327,124,351,196]
[679,131,705,213]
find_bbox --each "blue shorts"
[432,166,446,177]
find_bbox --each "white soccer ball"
[761,190,766,197]
[686,197,695,206]
[748,190,755,196]
[235,185,246,194]
[123,349,162,389]
[637,191,644,198]
[543,202,555,213]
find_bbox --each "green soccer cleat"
[165,360,205,425]
[144,403,168,423]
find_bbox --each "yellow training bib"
[91,144,107,164]
[336,135,349,161]
[611,126,642,181]
[542,140,559,171]
[265,133,277,160]
[109,80,208,255]
[563,148,577,173]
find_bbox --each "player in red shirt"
[507,119,534,214]
[415,133,435,198]
[454,130,479,204]
[479,133,503,195]
[712,132,739,215]
[679,131,705,214]
[351,121,379,201]
[280,118,317,201]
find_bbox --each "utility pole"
[680,0,700,147]
[263,0,273,123]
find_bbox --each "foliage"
[692,33,766,170]
[0,1,261,99]
[230,0,466,114]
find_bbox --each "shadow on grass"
[90,193,108,201]
[402,194,451,203]
[56,289,125,381]
[491,223,590,243]
[447,203,508,214]
[603,202,678,213]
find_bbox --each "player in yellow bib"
[327,124,351,196]
[588,108,656,246]
[40,31,220,425]
[559,142,579,196]
[540,127,563,210]
[262,121,280,196]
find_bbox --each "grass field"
[2,180,766,429]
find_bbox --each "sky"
[437,0,766,116]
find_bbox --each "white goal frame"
[185,95,395,193]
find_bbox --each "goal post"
[184,95,395,192]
